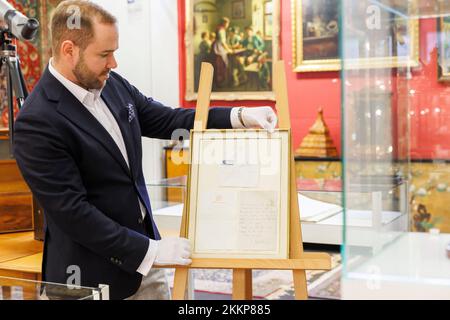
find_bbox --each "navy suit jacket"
[13,67,232,300]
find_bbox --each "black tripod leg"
[5,56,28,155]
[6,61,15,157]
[17,58,29,99]
[7,57,26,106]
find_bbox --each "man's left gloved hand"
[231,107,278,133]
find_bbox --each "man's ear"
[60,40,79,64]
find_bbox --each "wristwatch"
[237,107,245,127]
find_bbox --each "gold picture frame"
[186,129,290,259]
[438,16,450,82]
[231,0,245,20]
[185,0,281,101]
[292,0,420,72]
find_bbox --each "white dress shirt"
[49,60,242,275]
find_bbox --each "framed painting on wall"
[231,0,245,20]
[292,0,420,72]
[185,0,280,101]
[438,16,450,82]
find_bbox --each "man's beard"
[73,53,108,90]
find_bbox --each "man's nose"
[107,54,118,69]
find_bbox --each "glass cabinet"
[147,176,407,246]
[341,0,450,299]
[0,276,109,300]
[147,176,187,238]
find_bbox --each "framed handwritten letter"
[187,130,290,259]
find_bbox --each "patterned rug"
[166,253,341,300]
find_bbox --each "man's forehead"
[90,22,119,49]
[92,21,118,38]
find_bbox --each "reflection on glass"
[0,276,106,300]
[341,0,450,299]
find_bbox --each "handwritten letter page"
[188,130,289,259]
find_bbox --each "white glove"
[152,237,192,266]
[232,107,278,133]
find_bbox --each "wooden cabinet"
[0,160,33,234]
[165,147,189,203]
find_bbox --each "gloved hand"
[152,237,192,266]
[233,107,278,133]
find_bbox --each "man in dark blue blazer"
[13,1,277,300]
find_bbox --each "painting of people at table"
[192,0,275,94]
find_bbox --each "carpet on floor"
[166,253,341,300]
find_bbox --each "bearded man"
[13,0,277,300]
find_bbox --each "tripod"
[0,27,45,241]
[0,27,29,158]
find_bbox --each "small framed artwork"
[292,0,340,72]
[292,0,419,72]
[232,0,245,20]
[438,16,450,82]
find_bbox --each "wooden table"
[0,232,43,283]
[0,233,111,300]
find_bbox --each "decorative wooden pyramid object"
[295,108,338,158]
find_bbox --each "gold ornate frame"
[187,129,290,259]
[438,16,450,82]
[292,0,420,72]
[185,0,281,101]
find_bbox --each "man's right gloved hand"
[151,237,192,266]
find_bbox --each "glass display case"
[341,0,450,299]
[147,176,407,246]
[147,176,187,238]
[0,276,109,300]
[300,178,408,246]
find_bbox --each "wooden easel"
[170,62,331,300]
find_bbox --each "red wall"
[408,19,450,159]
[280,0,341,155]
[178,0,450,159]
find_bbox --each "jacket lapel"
[44,69,132,178]
[56,91,132,178]
[101,84,138,179]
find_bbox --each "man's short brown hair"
[51,0,117,58]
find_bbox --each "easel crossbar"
[156,254,331,270]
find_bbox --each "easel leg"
[292,269,308,300]
[172,268,189,300]
[187,270,195,300]
[232,269,252,300]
